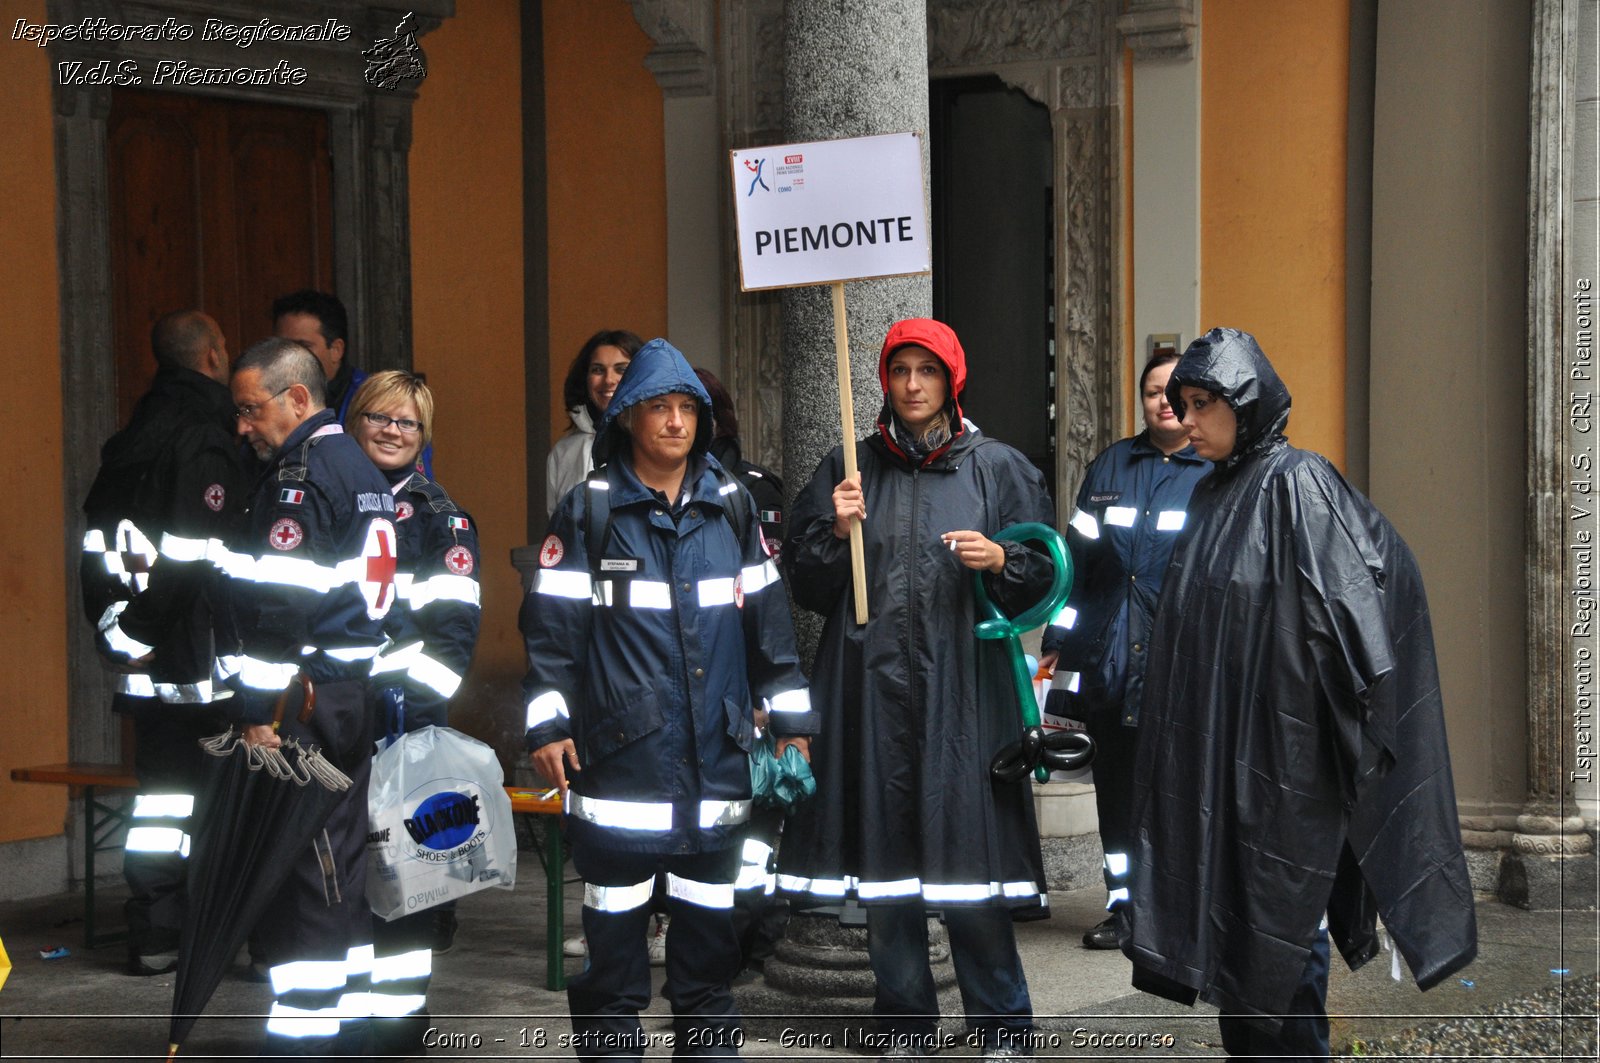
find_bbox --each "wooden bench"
[503,786,570,990]
[10,769,575,985]
[10,763,140,949]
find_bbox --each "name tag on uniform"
[599,557,640,573]
[1088,491,1122,505]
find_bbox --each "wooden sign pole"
[831,281,870,624]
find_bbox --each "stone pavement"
[0,869,1594,1060]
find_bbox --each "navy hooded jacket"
[520,339,815,854]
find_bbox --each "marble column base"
[1498,814,1596,910]
[735,910,962,1039]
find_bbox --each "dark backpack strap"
[713,464,751,555]
[583,467,614,578]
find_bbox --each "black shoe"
[433,908,458,954]
[126,951,177,976]
[1081,916,1119,950]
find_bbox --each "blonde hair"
[909,409,951,446]
[347,369,436,447]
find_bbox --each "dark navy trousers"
[568,842,745,1061]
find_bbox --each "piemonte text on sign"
[730,132,930,291]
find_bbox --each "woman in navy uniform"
[348,370,482,1053]
[1038,350,1209,949]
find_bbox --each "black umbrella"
[166,677,352,1059]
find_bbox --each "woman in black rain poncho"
[1128,327,1476,1061]
[777,318,1056,1060]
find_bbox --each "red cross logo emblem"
[204,483,226,512]
[268,518,303,551]
[734,574,745,609]
[539,534,564,568]
[396,500,414,522]
[361,520,399,617]
[444,545,474,576]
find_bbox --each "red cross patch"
[734,574,745,609]
[539,534,564,568]
[358,519,399,618]
[396,500,414,522]
[204,483,226,512]
[444,545,475,576]
[268,518,303,551]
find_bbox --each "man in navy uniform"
[215,337,397,1056]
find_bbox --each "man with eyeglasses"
[80,309,249,977]
[215,337,398,1057]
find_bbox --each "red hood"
[877,317,966,421]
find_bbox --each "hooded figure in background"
[777,318,1056,1059]
[521,337,815,1061]
[1127,327,1477,1059]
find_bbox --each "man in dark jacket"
[216,337,397,1056]
[273,288,434,477]
[272,289,365,422]
[1127,328,1477,1060]
[522,338,815,1061]
[80,310,249,976]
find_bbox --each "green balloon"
[970,522,1074,782]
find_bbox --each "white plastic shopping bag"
[366,725,517,921]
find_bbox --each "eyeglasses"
[361,411,423,434]
[235,386,291,421]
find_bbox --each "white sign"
[730,132,931,292]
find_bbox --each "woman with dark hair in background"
[1038,350,1209,950]
[547,330,643,516]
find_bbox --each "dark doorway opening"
[929,75,1055,496]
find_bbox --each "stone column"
[1502,0,1596,909]
[749,0,956,1034]
[780,0,933,504]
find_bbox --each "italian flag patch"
[448,516,469,532]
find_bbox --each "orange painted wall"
[543,0,668,437]
[1200,0,1349,467]
[0,0,69,840]
[410,1,528,751]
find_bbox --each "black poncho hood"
[1128,332,1478,1024]
[1167,327,1290,468]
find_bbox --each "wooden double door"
[107,89,335,421]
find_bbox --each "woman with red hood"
[777,319,1057,1061]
